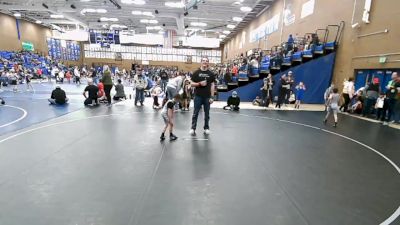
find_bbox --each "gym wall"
[0,13,52,55]
[223,0,400,89]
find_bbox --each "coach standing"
[190,57,216,135]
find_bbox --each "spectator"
[25,72,33,92]
[151,83,163,109]
[74,66,81,85]
[287,34,294,52]
[48,86,68,105]
[260,74,274,107]
[385,72,399,124]
[324,87,340,127]
[286,71,295,105]
[182,79,192,111]
[91,68,98,84]
[362,77,381,117]
[252,96,262,106]
[97,81,106,103]
[113,79,126,101]
[133,68,148,106]
[350,96,363,114]
[102,70,113,106]
[65,70,72,83]
[340,77,355,112]
[160,70,169,92]
[276,74,288,108]
[324,84,335,110]
[0,97,4,105]
[375,93,386,123]
[294,81,306,109]
[58,69,64,83]
[249,57,259,77]
[83,79,99,106]
[223,91,240,111]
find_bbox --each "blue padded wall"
[218,53,336,104]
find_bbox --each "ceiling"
[0,0,274,42]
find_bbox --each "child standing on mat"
[324,87,340,127]
[160,94,181,141]
[294,82,306,109]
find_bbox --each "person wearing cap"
[48,86,68,105]
[83,78,99,106]
[223,91,240,111]
[362,77,381,117]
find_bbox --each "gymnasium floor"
[0,82,399,225]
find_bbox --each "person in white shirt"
[74,66,81,85]
[58,69,65,83]
[151,83,163,109]
[50,66,59,83]
[375,93,386,123]
[339,77,354,112]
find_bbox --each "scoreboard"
[89,30,120,48]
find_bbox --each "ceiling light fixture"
[96,9,107,13]
[158,30,165,34]
[13,13,21,17]
[227,24,235,29]
[142,11,153,16]
[165,2,185,8]
[100,17,118,22]
[148,19,158,24]
[121,0,145,4]
[132,10,142,15]
[50,14,64,19]
[133,0,145,5]
[36,20,42,24]
[232,17,243,22]
[240,6,252,12]
[222,30,231,34]
[146,26,162,30]
[219,34,226,39]
[190,22,207,27]
[140,19,149,23]
[110,24,127,29]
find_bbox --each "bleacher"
[217,21,345,93]
[0,51,52,76]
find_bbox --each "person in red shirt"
[97,81,106,103]
[37,68,43,82]
[65,70,72,83]
[232,64,238,77]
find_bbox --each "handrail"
[357,29,389,38]
[352,52,400,59]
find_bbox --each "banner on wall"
[301,0,315,19]
[250,13,280,43]
[22,42,34,51]
[47,38,80,61]
[283,0,295,26]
